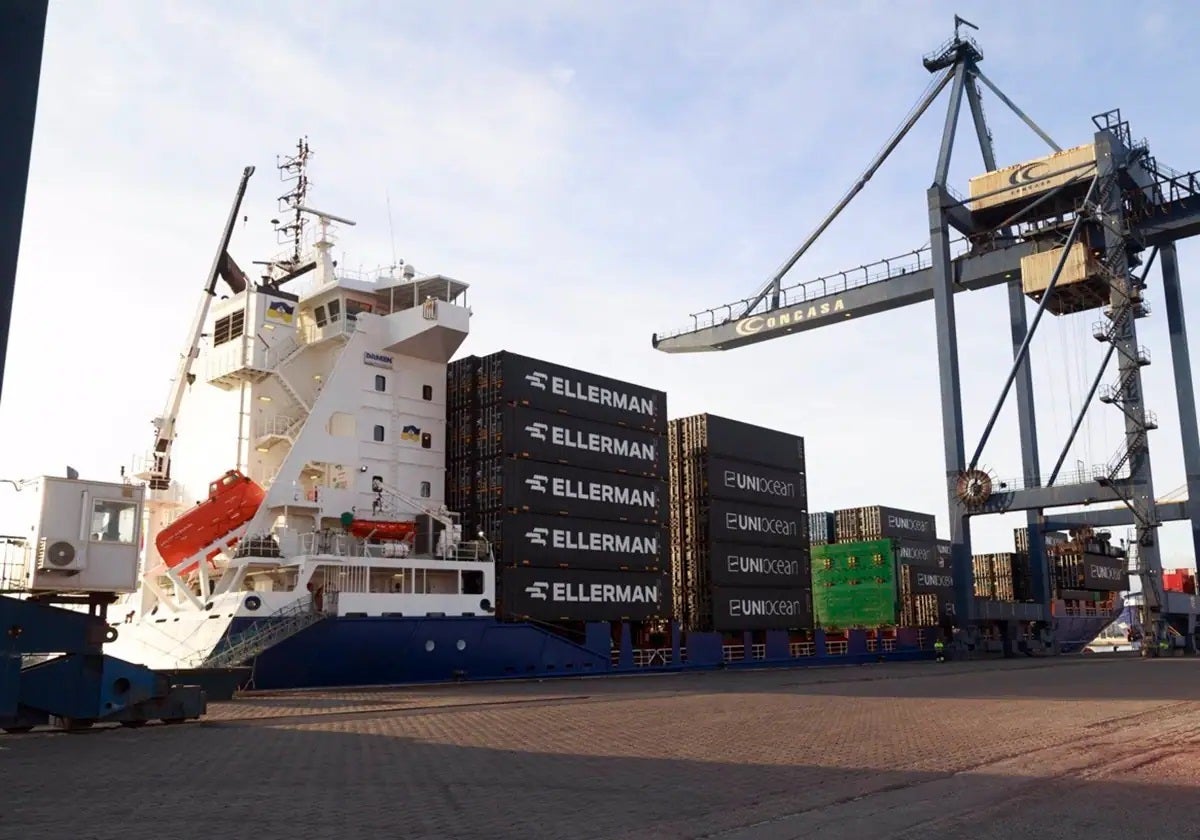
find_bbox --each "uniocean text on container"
[704,456,806,510]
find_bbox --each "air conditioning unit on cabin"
[36,537,85,573]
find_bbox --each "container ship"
[0,144,1128,691]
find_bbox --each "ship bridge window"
[419,481,431,498]
[326,299,341,322]
[314,305,327,327]
[89,499,138,544]
[422,385,433,401]
[213,311,245,347]
[421,432,432,449]
[373,425,386,442]
[347,299,372,323]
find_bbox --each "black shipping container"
[836,505,936,543]
[707,499,808,549]
[705,456,806,510]
[936,540,950,563]
[479,351,667,433]
[501,459,667,524]
[892,538,938,568]
[1013,526,1068,554]
[809,511,836,546]
[906,565,955,594]
[708,541,810,587]
[1082,555,1129,591]
[710,587,814,631]
[489,404,664,477]
[501,514,665,571]
[674,413,804,471]
[500,566,670,622]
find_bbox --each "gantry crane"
[652,17,1200,653]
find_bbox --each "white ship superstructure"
[97,145,497,672]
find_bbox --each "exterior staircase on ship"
[199,589,339,676]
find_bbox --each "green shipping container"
[811,539,899,629]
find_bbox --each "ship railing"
[880,637,896,653]
[0,537,29,592]
[825,640,848,656]
[303,317,355,346]
[255,414,298,440]
[721,644,744,663]
[866,638,878,653]
[789,641,816,657]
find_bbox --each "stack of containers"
[668,413,811,633]
[445,351,671,623]
[808,512,836,546]
[1046,529,1129,597]
[832,505,952,627]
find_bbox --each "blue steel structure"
[0,0,209,732]
[652,19,1200,653]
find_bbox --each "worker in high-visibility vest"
[1159,637,1170,656]
[934,638,946,663]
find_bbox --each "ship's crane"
[651,18,1200,653]
[143,166,257,492]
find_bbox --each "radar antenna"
[273,137,312,268]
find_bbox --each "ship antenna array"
[273,136,312,266]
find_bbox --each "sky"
[4,0,1200,566]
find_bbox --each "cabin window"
[373,424,385,442]
[313,305,327,327]
[419,481,431,498]
[461,570,485,595]
[212,310,245,347]
[346,299,372,322]
[374,374,387,392]
[421,432,432,449]
[89,499,138,544]
[422,384,433,401]
[326,299,341,322]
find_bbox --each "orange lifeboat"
[345,519,416,541]
[155,470,265,574]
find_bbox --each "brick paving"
[2,656,1199,839]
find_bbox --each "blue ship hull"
[227,616,943,691]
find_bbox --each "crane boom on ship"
[144,165,256,491]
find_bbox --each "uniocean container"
[967,143,1097,214]
[500,513,665,572]
[708,542,810,587]
[709,586,813,632]
[704,456,805,510]
[811,540,898,629]
[835,505,936,544]
[477,350,667,433]
[500,566,670,622]
[706,498,808,549]
[482,404,665,477]
[671,413,805,472]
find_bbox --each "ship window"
[212,310,245,347]
[373,425,385,442]
[374,374,387,392]
[314,305,327,327]
[461,570,484,595]
[419,481,431,498]
[327,299,341,322]
[422,384,433,401]
[421,432,432,449]
[89,499,138,544]
[346,299,372,322]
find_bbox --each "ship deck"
[5,655,1200,839]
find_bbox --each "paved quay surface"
[3,655,1200,839]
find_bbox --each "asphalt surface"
[2,654,1199,839]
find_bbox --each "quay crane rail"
[652,17,1200,653]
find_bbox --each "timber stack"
[445,351,671,623]
[668,414,811,633]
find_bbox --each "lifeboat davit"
[155,470,265,574]
[345,519,416,541]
